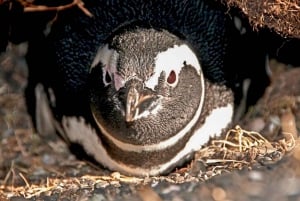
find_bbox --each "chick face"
[89,29,205,150]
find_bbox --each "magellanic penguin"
[25,0,251,176]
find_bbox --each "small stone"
[211,187,226,201]
[89,193,106,201]
[248,171,263,181]
[111,172,121,179]
[42,154,56,165]
[161,185,180,194]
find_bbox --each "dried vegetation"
[224,0,300,38]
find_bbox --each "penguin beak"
[125,86,159,122]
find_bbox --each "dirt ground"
[1,43,300,201]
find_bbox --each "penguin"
[24,0,266,176]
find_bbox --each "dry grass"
[0,173,143,199]
[0,125,296,199]
[197,125,295,170]
[224,0,300,38]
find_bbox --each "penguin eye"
[167,70,177,85]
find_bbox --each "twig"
[19,172,30,188]
[3,161,14,187]
[20,0,93,17]
[205,158,250,165]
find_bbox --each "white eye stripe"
[91,44,125,90]
[145,44,202,90]
[91,44,113,70]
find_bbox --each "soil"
[1,43,300,201]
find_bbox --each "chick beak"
[125,86,157,123]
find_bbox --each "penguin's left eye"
[167,70,177,85]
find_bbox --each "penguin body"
[25,0,255,176]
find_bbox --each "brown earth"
[0,41,300,200]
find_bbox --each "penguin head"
[89,28,205,146]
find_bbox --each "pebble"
[89,193,106,201]
[137,185,162,201]
[248,171,263,181]
[212,187,227,201]
[161,185,181,194]
[42,154,56,165]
